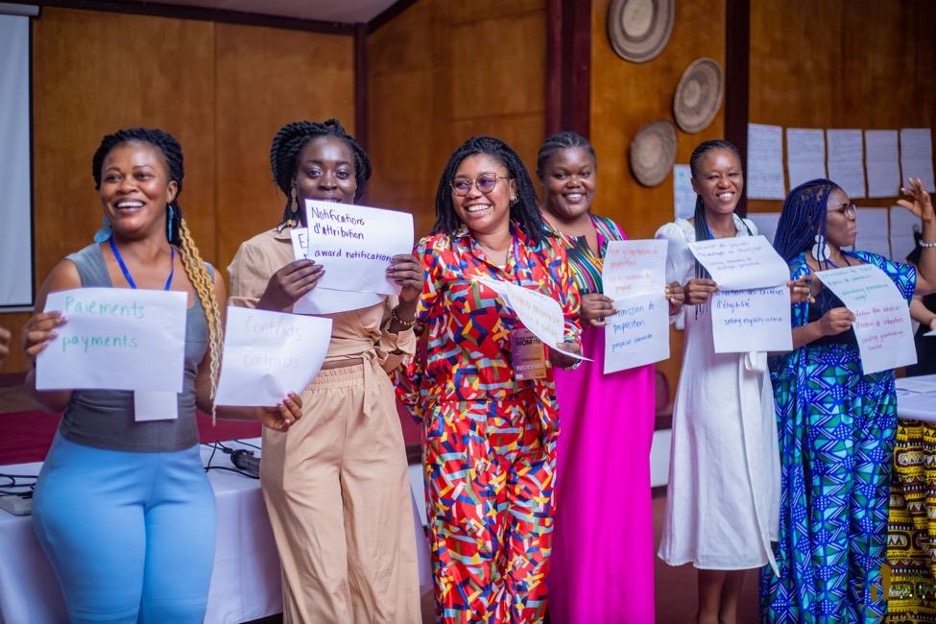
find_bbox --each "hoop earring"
[93,216,112,243]
[811,233,831,263]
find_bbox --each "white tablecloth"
[897,374,936,422]
[0,440,280,624]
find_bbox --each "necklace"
[108,237,175,290]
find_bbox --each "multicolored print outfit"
[398,223,580,623]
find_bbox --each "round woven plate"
[607,0,675,63]
[673,57,724,133]
[629,119,678,187]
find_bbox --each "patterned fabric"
[398,223,580,623]
[760,250,916,623]
[550,213,622,294]
[888,420,936,623]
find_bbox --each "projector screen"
[0,13,33,309]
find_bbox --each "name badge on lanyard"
[510,327,547,380]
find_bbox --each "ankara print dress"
[760,250,916,623]
[397,223,580,624]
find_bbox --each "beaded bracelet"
[391,306,416,329]
[921,239,936,248]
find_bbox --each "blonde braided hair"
[177,218,224,423]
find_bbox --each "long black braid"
[688,139,750,280]
[269,119,371,226]
[773,178,839,263]
[91,127,185,246]
[535,130,597,180]
[432,135,544,245]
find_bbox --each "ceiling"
[116,0,401,24]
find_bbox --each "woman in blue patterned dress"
[761,177,936,622]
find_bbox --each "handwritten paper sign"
[302,200,414,296]
[710,286,792,353]
[476,276,587,361]
[815,264,916,374]
[601,240,670,372]
[290,227,386,315]
[215,306,332,406]
[689,236,793,353]
[688,235,789,289]
[37,288,186,391]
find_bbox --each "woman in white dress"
[655,139,809,624]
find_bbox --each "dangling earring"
[286,184,300,227]
[510,196,519,207]
[93,216,112,243]
[166,204,175,242]
[811,233,831,263]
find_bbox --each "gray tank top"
[59,244,211,452]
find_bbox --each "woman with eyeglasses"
[761,177,936,622]
[397,135,581,623]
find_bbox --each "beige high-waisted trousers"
[260,360,421,623]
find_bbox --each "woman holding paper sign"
[20,128,300,622]
[535,130,683,622]
[397,135,581,622]
[762,177,935,622]
[654,139,810,624]
[228,119,422,623]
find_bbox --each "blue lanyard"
[108,237,175,290]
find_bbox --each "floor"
[0,379,759,623]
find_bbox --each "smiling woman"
[227,118,422,623]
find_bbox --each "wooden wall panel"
[0,8,354,375]
[748,0,936,213]
[366,0,546,241]
[590,0,726,393]
[214,23,354,269]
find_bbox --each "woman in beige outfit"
[228,119,422,623]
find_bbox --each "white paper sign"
[601,240,670,372]
[303,200,414,296]
[688,235,790,289]
[747,123,786,200]
[710,286,792,353]
[786,128,827,190]
[37,288,186,391]
[476,277,587,361]
[815,264,916,375]
[215,306,333,407]
[900,128,935,192]
[673,164,695,220]
[827,129,866,199]
[289,227,386,314]
[865,130,901,198]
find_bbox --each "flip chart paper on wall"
[601,240,670,372]
[290,227,386,314]
[215,306,333,407]
[303,200,414,296]
[815,264,916,375]
[747,123,786,200]
[476,276,588,361]
[37,288,186,391]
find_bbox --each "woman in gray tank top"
[20,128,301,622]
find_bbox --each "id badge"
[510,328,547,380]
[134,391,179,421]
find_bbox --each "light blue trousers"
[33,433,216,623]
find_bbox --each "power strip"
[0,494,32,516]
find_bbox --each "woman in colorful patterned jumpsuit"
[399,135,581,623]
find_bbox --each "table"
[897,374,936,421]
[0,440,281,624]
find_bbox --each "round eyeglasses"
[451,174,509,196]
[828,203,857,218]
